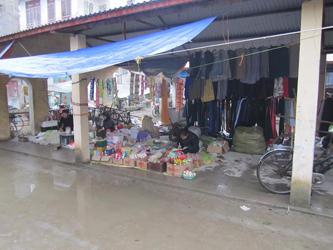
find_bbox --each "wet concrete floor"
[1,139,333,218]
[1,150,333,249]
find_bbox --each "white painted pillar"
[27,78,49,135]
[290,0,324,208]
[70,34,90,163]
[0,76,11,140]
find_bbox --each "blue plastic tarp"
[0,17,215,78]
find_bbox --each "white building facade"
[19,0,144,30]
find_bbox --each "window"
[84,1,94,15]
[61,0,71,20]
[26,0,41,29]
[47,0,56,23]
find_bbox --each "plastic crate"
[60,134,74,146]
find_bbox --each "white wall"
[19,0,147,31]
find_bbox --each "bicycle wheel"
[13,116,24,132]
[152,108,159,117]
[10,121,17,133]
[257,149,293,194]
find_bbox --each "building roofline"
[0,0,209,44]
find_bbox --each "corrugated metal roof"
[3,0,333,53]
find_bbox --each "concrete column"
[28,78,49,135]
[0,75,11,140]
[70,34,90,163]
[290,0,324,208]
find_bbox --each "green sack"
[233,126,266,155]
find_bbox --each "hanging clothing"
[204,50,214,79]
[220,50,231,80]
[273,77,284,97]
[154,77,162,98]
[176,78,184,112]
[189,51,202,79]
[184,76,192,100]
[201,79,215,102]
[235,48,247,79]
[189,78,201,100]
[134,74,140,103]
[288,78,298,98]
[149,76,155,99]
[96,79,100,106]
[264,98,277,141]
[289,44,300,78]
[269,47,289,78]
[259,46,269,78]
[161,79,170,125]
[276,98,285,135]
[216,80,228,100]
[240,48,260,84]
[228,50,236,79]
[282,77,289,98]
[89,77,95,101]
[210,52,223,80]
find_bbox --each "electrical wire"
[143,25,333,59]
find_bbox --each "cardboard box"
[136,157,149,170]
[91,155,102,162]
[148,162,167,173]
[207,141,230,155]
[101,156,111,162]
[123,158,136,167]
[167,162,194,177]
[112,158,123,165]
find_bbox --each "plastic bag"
[233,126,266,155]
[198,152,216,165]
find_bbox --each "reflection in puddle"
[52,166,76,191]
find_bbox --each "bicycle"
[152,103,159,117]
[9,114,24,134]
[256,146,333,194]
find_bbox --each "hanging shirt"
[216,80,228,100]
[184,76,192,100]
[235,48,247,79]
[269,47,290,78]
[273,77,284,97]
[210,52,223,80]
[220,50,231,80]
[201,79,215,102]
[240,48,260,84]
[289,44,299,78]
[259,46,269,78]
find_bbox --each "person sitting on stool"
[96,112,115,138]
[177,129,199,154]
[58,109,74,132]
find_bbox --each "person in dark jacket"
[96,111,115,138]
[177,129,199,154]
[58,109,74,132]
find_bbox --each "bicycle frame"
[314,154,333,174]
[265,149,333,177]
